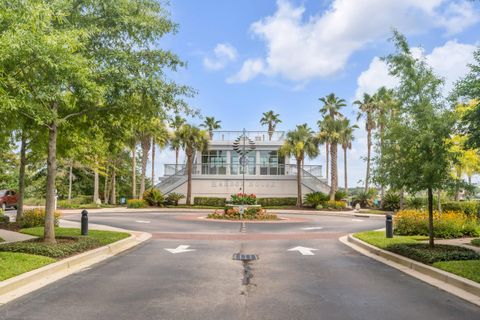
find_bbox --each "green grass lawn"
[354,231,428,249]
[433,260,480,283]
[359,209,390,215]
[354,230,480,283]
[0,252,55,281]
[20,227,130,246]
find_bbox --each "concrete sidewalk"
[420,237,480,253]
[0,229,36,243]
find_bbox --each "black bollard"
[81,209,88,236]
[386,214,393,238]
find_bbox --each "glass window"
[201,150,227,175]
[231,153,256,175]
[260,151,285,175]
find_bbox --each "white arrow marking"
[288,246,318,256]
[135,220,151,223]
[352,219,364,222]
[301,227,323,230]
[164,245,196,254]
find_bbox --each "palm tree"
[338,118,358,197]
[200,116,221,139]
[318,116,343,201]
[176,124,209,205]
[373,87,396,201]
[260,110,282,140]
[355,93,377,192]
[319,93,346,185]
[279,124,319,207]
[169,115,186,172]
[151,120,169,188]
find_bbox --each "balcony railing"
[209,131,285,142]
[163,163,323,177]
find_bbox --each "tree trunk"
[175,148,179,172]
[68,160,73,201]
[365,129,372,192]
[379,124,385,205]
[93,165,99,204]
[296,158,302,207]
[131,145,136,199]
[186,152,193,205]
[437,189,442,213]
[399,188,405,210]
[329,143,338,201]
[109,165,116,205]
[140,136,151,198]
[104,166,109,204]
[325,143,329,184]
[44,119,58,244]
[151,137,156,186]
[16,131,27,221]
[343,146,348,196]
[427,187,434,248]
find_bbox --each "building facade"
[156,131,330,200]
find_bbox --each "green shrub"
[406,197,425,209]
[471,238,480,247]
[193,197,226,207]
[322,200,347,210]
[165,192,185,206]
[0,236,101,258]
[304,192,328,207]
[143,188,164,207]
[23,198,45,206]
[335,190,348,201]
[126,199,148,208]
[386,243,480,264]
[442,201,480,218]
[230,193,257,205]
[208,207,278,220]
[257,197,297,207]
[353,189,376,208]
[19,208,60,228]
[394,210,479,238]
[382,191,400,211]
[0,214,9,224]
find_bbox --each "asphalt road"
[1,210,479,320]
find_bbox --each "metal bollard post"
[81,209,88,236]
[386,214,393,238]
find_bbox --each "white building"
[156,131,330,200]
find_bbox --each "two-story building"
[156,131,330,200]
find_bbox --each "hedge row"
[257,197,297,206]
[193,197,227,206]
[441,201,480,218]
[193,197,298,207]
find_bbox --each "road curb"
[0,231,151,304]
[342,233,480,306]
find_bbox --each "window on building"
[260,151,285,175]
[231,153,256,175]
[201,150,227,175]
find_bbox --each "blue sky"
[154,0,480,187]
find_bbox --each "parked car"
[0,189,18,211]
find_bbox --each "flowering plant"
[230,193,257,205]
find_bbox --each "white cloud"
[355,40,477,99]
[230,0,479,83]
[227,58,265,83]
[203,43,238,71]
[355,57,399,100]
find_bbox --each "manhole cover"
[233,253,259,261]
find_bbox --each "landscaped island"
[207,193,278,220]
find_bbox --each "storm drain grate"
[232,253,259,261]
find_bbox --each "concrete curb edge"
[341,233,480,306]
[0,231,152,304]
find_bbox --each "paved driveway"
[1,211,478,320]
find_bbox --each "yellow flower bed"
[394,209,478,239]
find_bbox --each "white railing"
[209,131,286,142]
[163,164,323,177]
